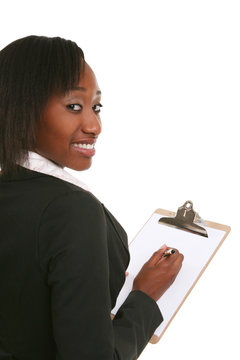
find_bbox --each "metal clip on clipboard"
[158,200,208,238]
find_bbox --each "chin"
[70,158,93,172]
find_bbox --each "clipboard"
[111,201,231,344]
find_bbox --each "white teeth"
[73,143,94,149]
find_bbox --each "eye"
[93,103,103,113]
[66,104,82,112]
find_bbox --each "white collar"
[21,151,89,191]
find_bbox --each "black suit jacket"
[0,167,163,360]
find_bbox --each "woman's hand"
[132,244,184,302]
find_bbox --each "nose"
[81,111,102,136]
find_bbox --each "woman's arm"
[37,191,161,360]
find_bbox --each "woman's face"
[34,63,102,171]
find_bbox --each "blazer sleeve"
[37,191,163,360]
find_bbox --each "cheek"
[35,122,66,156]
[37,116,75,144]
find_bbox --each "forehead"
[63,63,101,99]
[76,63,100,92]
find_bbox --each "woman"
[0,36,183,359]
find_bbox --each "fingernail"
[160,244,167,249]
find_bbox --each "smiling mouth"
[72,143,95,149]
[71,141,96,157]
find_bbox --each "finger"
[172,253,184,271]
[162,248,177,257]
[156,248,179,266]
[167,253,184,276]
[163,247,179,259]
[148,244,168,266]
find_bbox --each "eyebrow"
[70,86,101,95]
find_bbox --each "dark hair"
[0,35,85,175]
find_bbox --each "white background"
[1,1,239,359]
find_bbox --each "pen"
[163,249,176,257]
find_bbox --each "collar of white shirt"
[21,151,89,191]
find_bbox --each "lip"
[71,137,97,145]
[71,138,97,157]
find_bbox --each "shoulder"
[42,188,104,220]
[37,187,108,273]
[11,167,101,212]
[40,190,106,232]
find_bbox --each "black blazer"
[0,167,162,360]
